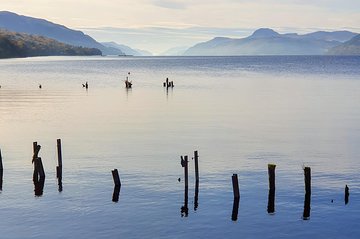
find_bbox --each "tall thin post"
[267,164,276,213]
[303,167,311,220]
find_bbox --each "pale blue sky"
[2,0,360,54]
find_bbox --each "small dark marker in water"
[331,199,334,203]
[178,178,181,182]
[39,84,42,89]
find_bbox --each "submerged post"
[232,174,240,199]
[345,185,349,205]
[303,167,311,220]
[267,164,276,214]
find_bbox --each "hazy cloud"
[151,0,187,9]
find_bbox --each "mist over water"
[0,56,360,238]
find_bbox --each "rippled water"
[0,56,360,238]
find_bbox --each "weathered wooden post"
[32,142,45,196]
[232,174,240,199]
[345,185,349,205]
[0,148,3,191]
[181,156,189,217]
[56,139,63,192]
[303,167,311,220]
[267,164,276,214]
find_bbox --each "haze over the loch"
[2,0,360,54]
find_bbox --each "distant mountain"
[160,46,189,56]
[327,34,360,55]
[183,28,359,56]
[101,42,152,56]
[303,31,358,43]
[0,29,101,58]
[0,11,124,55]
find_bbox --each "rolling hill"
[0,29,101,58]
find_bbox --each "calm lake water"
[0,56,360,238]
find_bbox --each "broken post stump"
[112,169,121,187]
[267,164,276,214]
[232,174,240,199]
[303,167,311,220]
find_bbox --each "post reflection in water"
[181,186,189,217]
[112,185,121,203]
[194,180,199,211]
[34,177,45,197]
[303,192,311,220]
[231,197,240,221]
[267,189,275,214]
[0,168,3,191]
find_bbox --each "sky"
[2,0,360,54]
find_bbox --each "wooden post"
[232,174,240,198]
[345,185,349,205]
[267,164,276,213]
[112,169,121,187]
[303,167,311,220]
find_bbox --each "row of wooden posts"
[0,144,351,220]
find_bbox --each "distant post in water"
[194,151,199,211]
[32,142,46,196]
[112,169,121,202]
[345,185,349,205]
[56,139,63,192]
[0,148,3,191]
[231,174,240,221]
[267,164,276,214]
[181,156,189,217]
[303,167,311,220]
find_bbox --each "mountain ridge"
[184,28,359,56]
[0,11,124,55]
